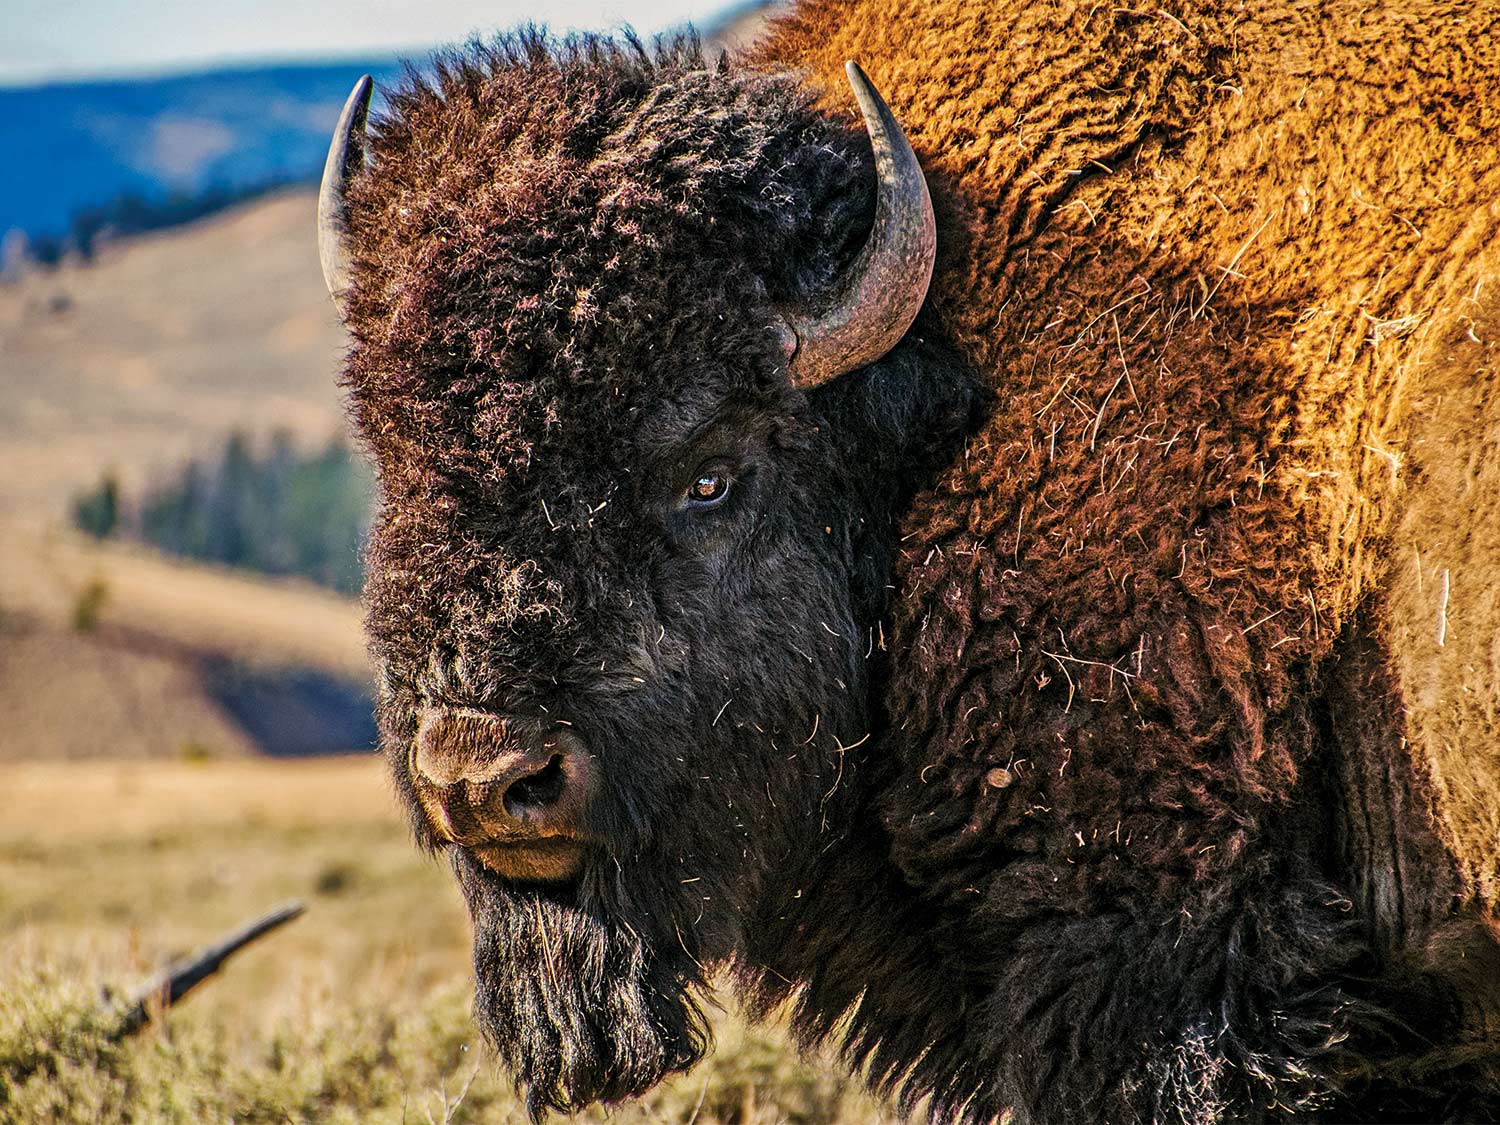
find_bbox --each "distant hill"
[706,0,789,50]
[0,5,787,255]
[0,59,404,251]
[0,190,350,526]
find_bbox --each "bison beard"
[434,615,875,1118]
[457,854,710,1116]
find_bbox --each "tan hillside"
[0,187,371,761]
[0,189,347,527]
[0,522,366,676]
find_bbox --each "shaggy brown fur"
[763,0,1500,917]
[759,0,1500,1113]
[334,4,1500,1122]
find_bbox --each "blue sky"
[1,0,746,85]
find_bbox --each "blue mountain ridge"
[1,58,407,246]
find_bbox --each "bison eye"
[686,469,733,508]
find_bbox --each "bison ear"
[783,62,936,389]
[318,75,374,321]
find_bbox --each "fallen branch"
[111,900,306,1038]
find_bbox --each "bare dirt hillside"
[0,189,346,526]
[0,522,370,761]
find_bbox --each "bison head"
[321,34,978,1116]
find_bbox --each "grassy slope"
[0,758,896,1124]
[0,186,376,761]
[0,189,347,527]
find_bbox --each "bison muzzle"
[409,709,596,882]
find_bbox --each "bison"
[316,1,1500,1121]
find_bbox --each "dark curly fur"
[335,7,1500,1123]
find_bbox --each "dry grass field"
[0,757,897,1124]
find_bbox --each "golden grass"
[0,758,897,1124]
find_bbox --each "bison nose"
[408,707,595,849]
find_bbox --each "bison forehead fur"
[336,3,1500,1123]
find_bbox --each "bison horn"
[317,75,374,320]
[786,61,937,388]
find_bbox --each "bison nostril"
[502,753,568,816]
[411,708,596,840]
